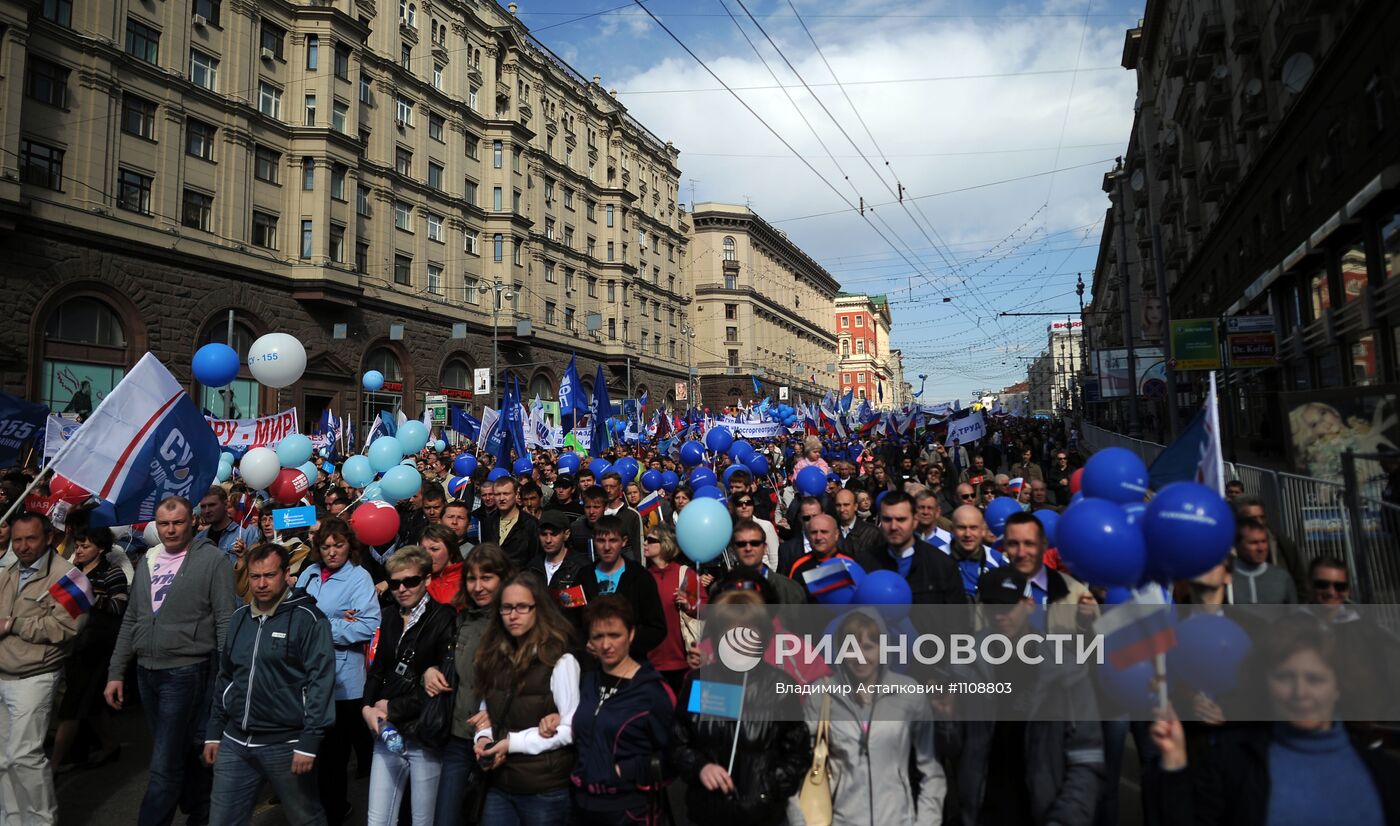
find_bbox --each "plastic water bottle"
[378,720,405,755]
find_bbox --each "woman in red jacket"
[642,525,706,696]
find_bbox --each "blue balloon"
[1096,658,1158,712]
[614,458,639,483]
[721,465,741,486]
[220,452,235,465]
[277,434,314,468]
[380,465,423,501]
[589,459,611,478]
[1056,498,1147,587]
[447,475,470,498]
[298,461,319,487]
[453,454,478,478]
[641,470,663,492]
[1082,447,1149,504]
[1102,586,1134,605]
[728,441,756,466]
[362,481,386,502]
[660,470,680,493]
[679,441,705,467]
[1070,491,1085,506]
[689,467,717,490]
[513,457,534,476]
[434,439,447,453]
[747,455,770,477]
[367,437,404,473]
[693,484,726,501]
[1142,482,1236,580]
[705,426,733,453]
[1035,509,1061,546]
[487,466,510,482]
[795,465,827,497]
[341,455,375,488]
[362,370,385,391]
[1167,613,1252,698]
[397,421,430,454]
[557,453,581,474]
[1121,502,1147,528]
[193,343,241,388]
[985,497,1024,536]
[854,570,913,621]
[675,497,732,564]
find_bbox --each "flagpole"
[1,420,90,524]
[1207,372,1225,494]
[726,670,748,775]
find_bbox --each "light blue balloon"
[215,461,233,483]
[362,481,386,502]
[363,370,385,391]
[367,437,403,473]
[675,497,733,564]
[380,465,423,502]
[434,439,447,453]
[277,434,314,468]
[341,455,374,488]
[298,461,319,487]
[398,420,430,454]
[220,452,235,466]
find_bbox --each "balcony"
[1184,194,1204,231]
[1161,179,1183,216]
[1166,45,1187,78]
[1202,77,1231,118]
[1272,9,1320,69]
[468,66,483,84]
[1154,141,1177,179]
[1179,139,1199,178]
[1238,91,1269,129]
[1231,14,1261,53]
[1190,113,1219,143]
[1197,10,1226,53]
[1187,45,1215,82]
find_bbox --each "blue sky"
[507,0,1146,402]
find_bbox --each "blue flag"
[504,375,529,462]
[450,406,480,440]
[0,391,48,468]
[839,389,854,413]
[559,354,587,430]
[751,376,762,397]
[589,363,612,458]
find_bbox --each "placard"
[272,505,317,530]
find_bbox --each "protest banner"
[205,408,300,449]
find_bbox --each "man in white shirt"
[914,490,952,551]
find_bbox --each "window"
[669,339,677,359]
[468,85,479,111]
[465,277,479,304]
[724,274,738,290]
[432,64,443,90]
[428,113,444,141]
[260,22,285,60]
[19,140,63,190]
[466,134,479,160]
[400,43,411,70]
[840,340,850,357]
[356,184,369,215]
[117,170,152,213]
[492,187,503,212]
[839,315,848,327]
[856,339,865,354]
[608,318,616,340]
[587,277,597,298]
[607,281,617,302]
[300,220,314,258]
[394,254,412,285]
[360,74,371,104]
[667,308,675,326]
[356,242,368,273]
[493,234,504,262]
[668,243,674,262]
[125,19,160,64]
[329,224,345,262]
[565,269,575,291]
[254,145,279,183]
[607,241,615,261]
[396,97,413,125]
[545,218,556,241]
[511,147,520,173]
[306,35,319,70]
[332,101,348,133]
[393,200,412,230]
[258,82,282,119]
[564,189,574,209]
[545,178,556,204]
[606,204,614,227]
[301,157,314,190]
[545,302,557,325]
[426,212,443,241]
[304,94,317,126]
[1309,267,1332,319]
[189,50,218,91]
[395,146,412,176]
[335,44,351,80]
[722,236,736,261]
[464,231,479,255]
[26,58,70,107]
[493,140,503,168]
[464,179,477,205]
[565,307,575,330]
[42,0,72,26]
[544,261,556,282]
[653,335,660,354]
[121,95,157,140]
[726,326,738,342]
[641,301,648,318]
[1383,209,1400,281]
[427,264,443,294]
[428,161,444,191]
[725,303,737,320]
[728,350,739,368]
[513,239,522,266]
[586,200,596,220]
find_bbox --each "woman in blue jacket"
[571,594,675,825]
[297,517,382,826]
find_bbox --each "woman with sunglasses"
[473,572,579,826]
[729,492,778,571]
[362,546,457,826]
[642,525,708,696]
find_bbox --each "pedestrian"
[479,477,543,571]
[1230,518,1297,604]
[641,525,706,696]
[106,496,237,826]
[850,491,966,605]
[203,543,336,826]
[578,516,667,663]
[419,524,464,607]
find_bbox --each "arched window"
[362,347,404,433]
[722,236,736,262]
[200,315,260,419]
[840,339,850,358]
[528,374,552,402]
[40,297,130,416]
[441,359,471,392]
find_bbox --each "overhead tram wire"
[1043,0,1097,209]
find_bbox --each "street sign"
[425,394,448,426]
[1169,319,1221,370]
[675,381,688,401]
[1225,315,1274,333]
[1227,332,1279,368]
[473,368,491,396]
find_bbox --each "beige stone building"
[0,0,689,430]
[684,202,838,406]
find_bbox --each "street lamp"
[681,323,697,408]
[478,280,515,409]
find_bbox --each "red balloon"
[267,467,309,505]
[1069,467,1085,495]
[49,475,91,505]
[352,501,400,546]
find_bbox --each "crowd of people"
[0,415,1397,826]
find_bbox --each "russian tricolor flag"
[802,558,855,596]
[48,567,95,619]
[636,491,663,519]
[1094,586,1177,671]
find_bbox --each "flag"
[559,354,587,429]
[479,407,501,452]
[636,491,663,519]
[588,363,612,458]
[687,679,745,719]
[43,414,81,467]
[913,375,927,398]
[231,491,256,528]
[48,566,95,618]
[839,389,854,414]
[878,382,884,404]
[501,375,528,462]
[639,390,649,410]
[1148,373,1224,494]
[1007,477,1025,493]
[802,558,855,596]
[450,406,481,441]
[551,583,587,609]
[343,418,355,453]
[367,410,397,445]
[0,392,48,468]
[751,376,762,397]
[1094,586,1177,671]
[49,353,219,525]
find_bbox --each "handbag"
[796,694,833,826]
[676,566,704,650]
[398,614,455,749]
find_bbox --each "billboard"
[1093,348,1165,399]
[1169,318,1221,370]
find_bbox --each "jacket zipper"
[243,614,264,730]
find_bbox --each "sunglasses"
[645,536,660,543]
[1312,579,1350,593]
[733,539,766,548]
[386,575,424,590]
[735,499,755,506]
[959,493,977,500]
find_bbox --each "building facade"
[0,0,689,434]
[835,293,897,407]
[685,202,838,407]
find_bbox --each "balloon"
[1096,658,1158,712]
[362,370,385,391]
[447,475,470,498]
[192,343,240,388]
[1121,502,1147,527]
[380,465,423,501]
[660,470,680,493]
[143,522,162,548]
[1102,586,1134,605]
[277,434,314,468]
[1070,491,1085,506]
[1035,509,1060,546]
[215,461,233,483]
[728,441,756,465]
[434,440,447,453]
[487,467,510,482]
[689,467,716,490]
[453,454,479,477]
[705,426,733,453]
[49,475,89,505]
[1082,447,1149,504]
[240,447,281,490]
[795,466,827,497]
[721,465,743,486]
[641,470,663,492]
[1142,482,1236,580]
[814,558,867,605]
[220,452,235,465]
[614,458,639,483]
[985,497,1024,536]
[352,500,400,546]
[693,485,726,501]
[362,481,386,502]
[513,457,534,476]
[342,455,375,488]
[1167,613,1252,698]
[675,498,732,564]
[854,570,913,621]
[246,333,307,389]
[367,437,404,473]
[589,459,611,479]
[397,421,430,454]
[557,453,580,474]
[1069,467,1084,495]
[747,455,770,477]
[1056,498,1147,587]
[679,441,705,467]
[267,467,309,505]
[298,461,319,487]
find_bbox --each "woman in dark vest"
[473,571,579,825]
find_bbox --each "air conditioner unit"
[260,47,275,61]
[192,14,207,27]
[395,117,406,129]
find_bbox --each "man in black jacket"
[530,510,590,589]
[478,477,542,570]
[568,487,609,561]
[852,490,966,605]
[833,488,880,560]
[578,515,666,662]
[203,544,335,825]
[599,471,643,562]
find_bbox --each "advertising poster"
[1283,386,1398,485]
[1169,319,1221,370]
[1094,348,1165,398]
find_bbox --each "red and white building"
[835,293,903,408]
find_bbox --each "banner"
[205,408,300,449]
[0,391,48,468]
[918,402,953,419]
[945,410,986,445]
[43,414,81,466]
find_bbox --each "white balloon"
[246,333,307,389]
[142,522,161,549]
[240,446,281,490]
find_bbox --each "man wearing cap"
[545,473,584,519]
[530,510,589,589]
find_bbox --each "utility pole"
[478,281,515,410]
[1113,161,1143,438]
[1151,225,1181,440]
[1077,274,1090,420]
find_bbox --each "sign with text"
[944,410,986,445]
[473,369,492,396]
[1227,332,1278,368]
[272,505,317,531]
[425,394,448,426]
[778,386,789,401]
[205,408,300,449]
[1169,319,1221,370]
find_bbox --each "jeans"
[433,736,483,826]
[136,662,214,826]
[0,670,60,826]
[366,738,442,826]
[481,787,571,826]
[208,738,325,826]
